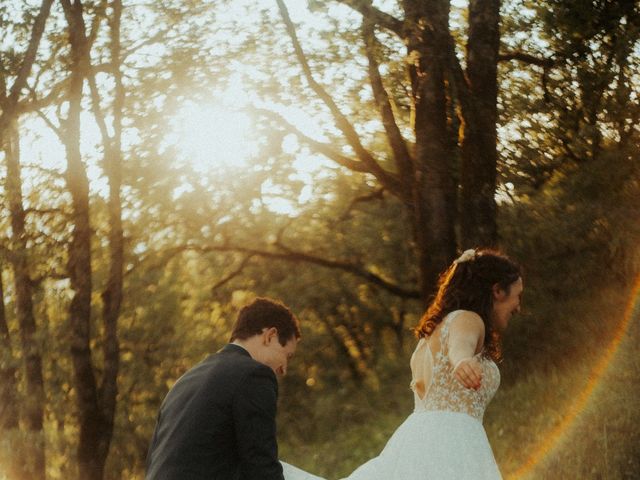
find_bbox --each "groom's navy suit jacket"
[146,344,285,480]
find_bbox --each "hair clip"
[453,249,476,264]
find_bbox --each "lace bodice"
[409,310,500,422]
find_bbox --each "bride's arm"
[447,311,485,390]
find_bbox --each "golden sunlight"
[169,102,256,172]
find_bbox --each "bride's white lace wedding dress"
[282,310,503,480]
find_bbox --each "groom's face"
[260,327,298,376]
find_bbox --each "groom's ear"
[262,327,278,345]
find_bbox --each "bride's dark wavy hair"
[414,249,521,361]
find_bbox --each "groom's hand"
[453,357,483,390]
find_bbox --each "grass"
[514,285,640,479]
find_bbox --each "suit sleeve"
[233,365,284,480]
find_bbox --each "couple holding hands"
[146,248,523,480]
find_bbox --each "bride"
[283,248,523,480]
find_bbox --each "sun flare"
[171,102,256,172]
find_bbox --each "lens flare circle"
[510,275,640,478]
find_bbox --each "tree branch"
[24,207,64,216]
[362,18,413,195]
[198,243,421,299]
[253,107,372,174]
[337,187,385,221]
[87,73,112,150]
[210,255,255,293]
[21,79,70,115]
[21,163,65,180]
[334,0,404,37]
[87,0,108,50]
[5,0,55,107]
[124,245,187,278]
[33,108,64,142]
[445,32,473,120]
[0,72,7,105]
[275,0,402,195]
[0,0,55,131]
[498,51,555,68]
[122,27,177,61]
[130,241,418,298]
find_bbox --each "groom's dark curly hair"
[230,297,301,346]
[414,249,521,361]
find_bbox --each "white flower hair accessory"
[454,249,477,264]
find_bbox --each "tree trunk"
[459,0,500,248]
[3,120,46,480]
[320,315,365,383]
[276,0,505,300]
[60,1,104,478]
[0,2,53,476]
[65,76,103,480]
[0,263,23,480]
[61,0,127,476]
[94,0,125,469]
[406,0,457,301]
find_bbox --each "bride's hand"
[452,357,483,390]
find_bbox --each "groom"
[146,297,301,480]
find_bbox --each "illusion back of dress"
[409,310,500,422]
[284,311,504,480]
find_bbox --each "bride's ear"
[492,283,506,301]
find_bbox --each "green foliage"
[1,0,639,479]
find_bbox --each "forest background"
[1,0,639,479]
